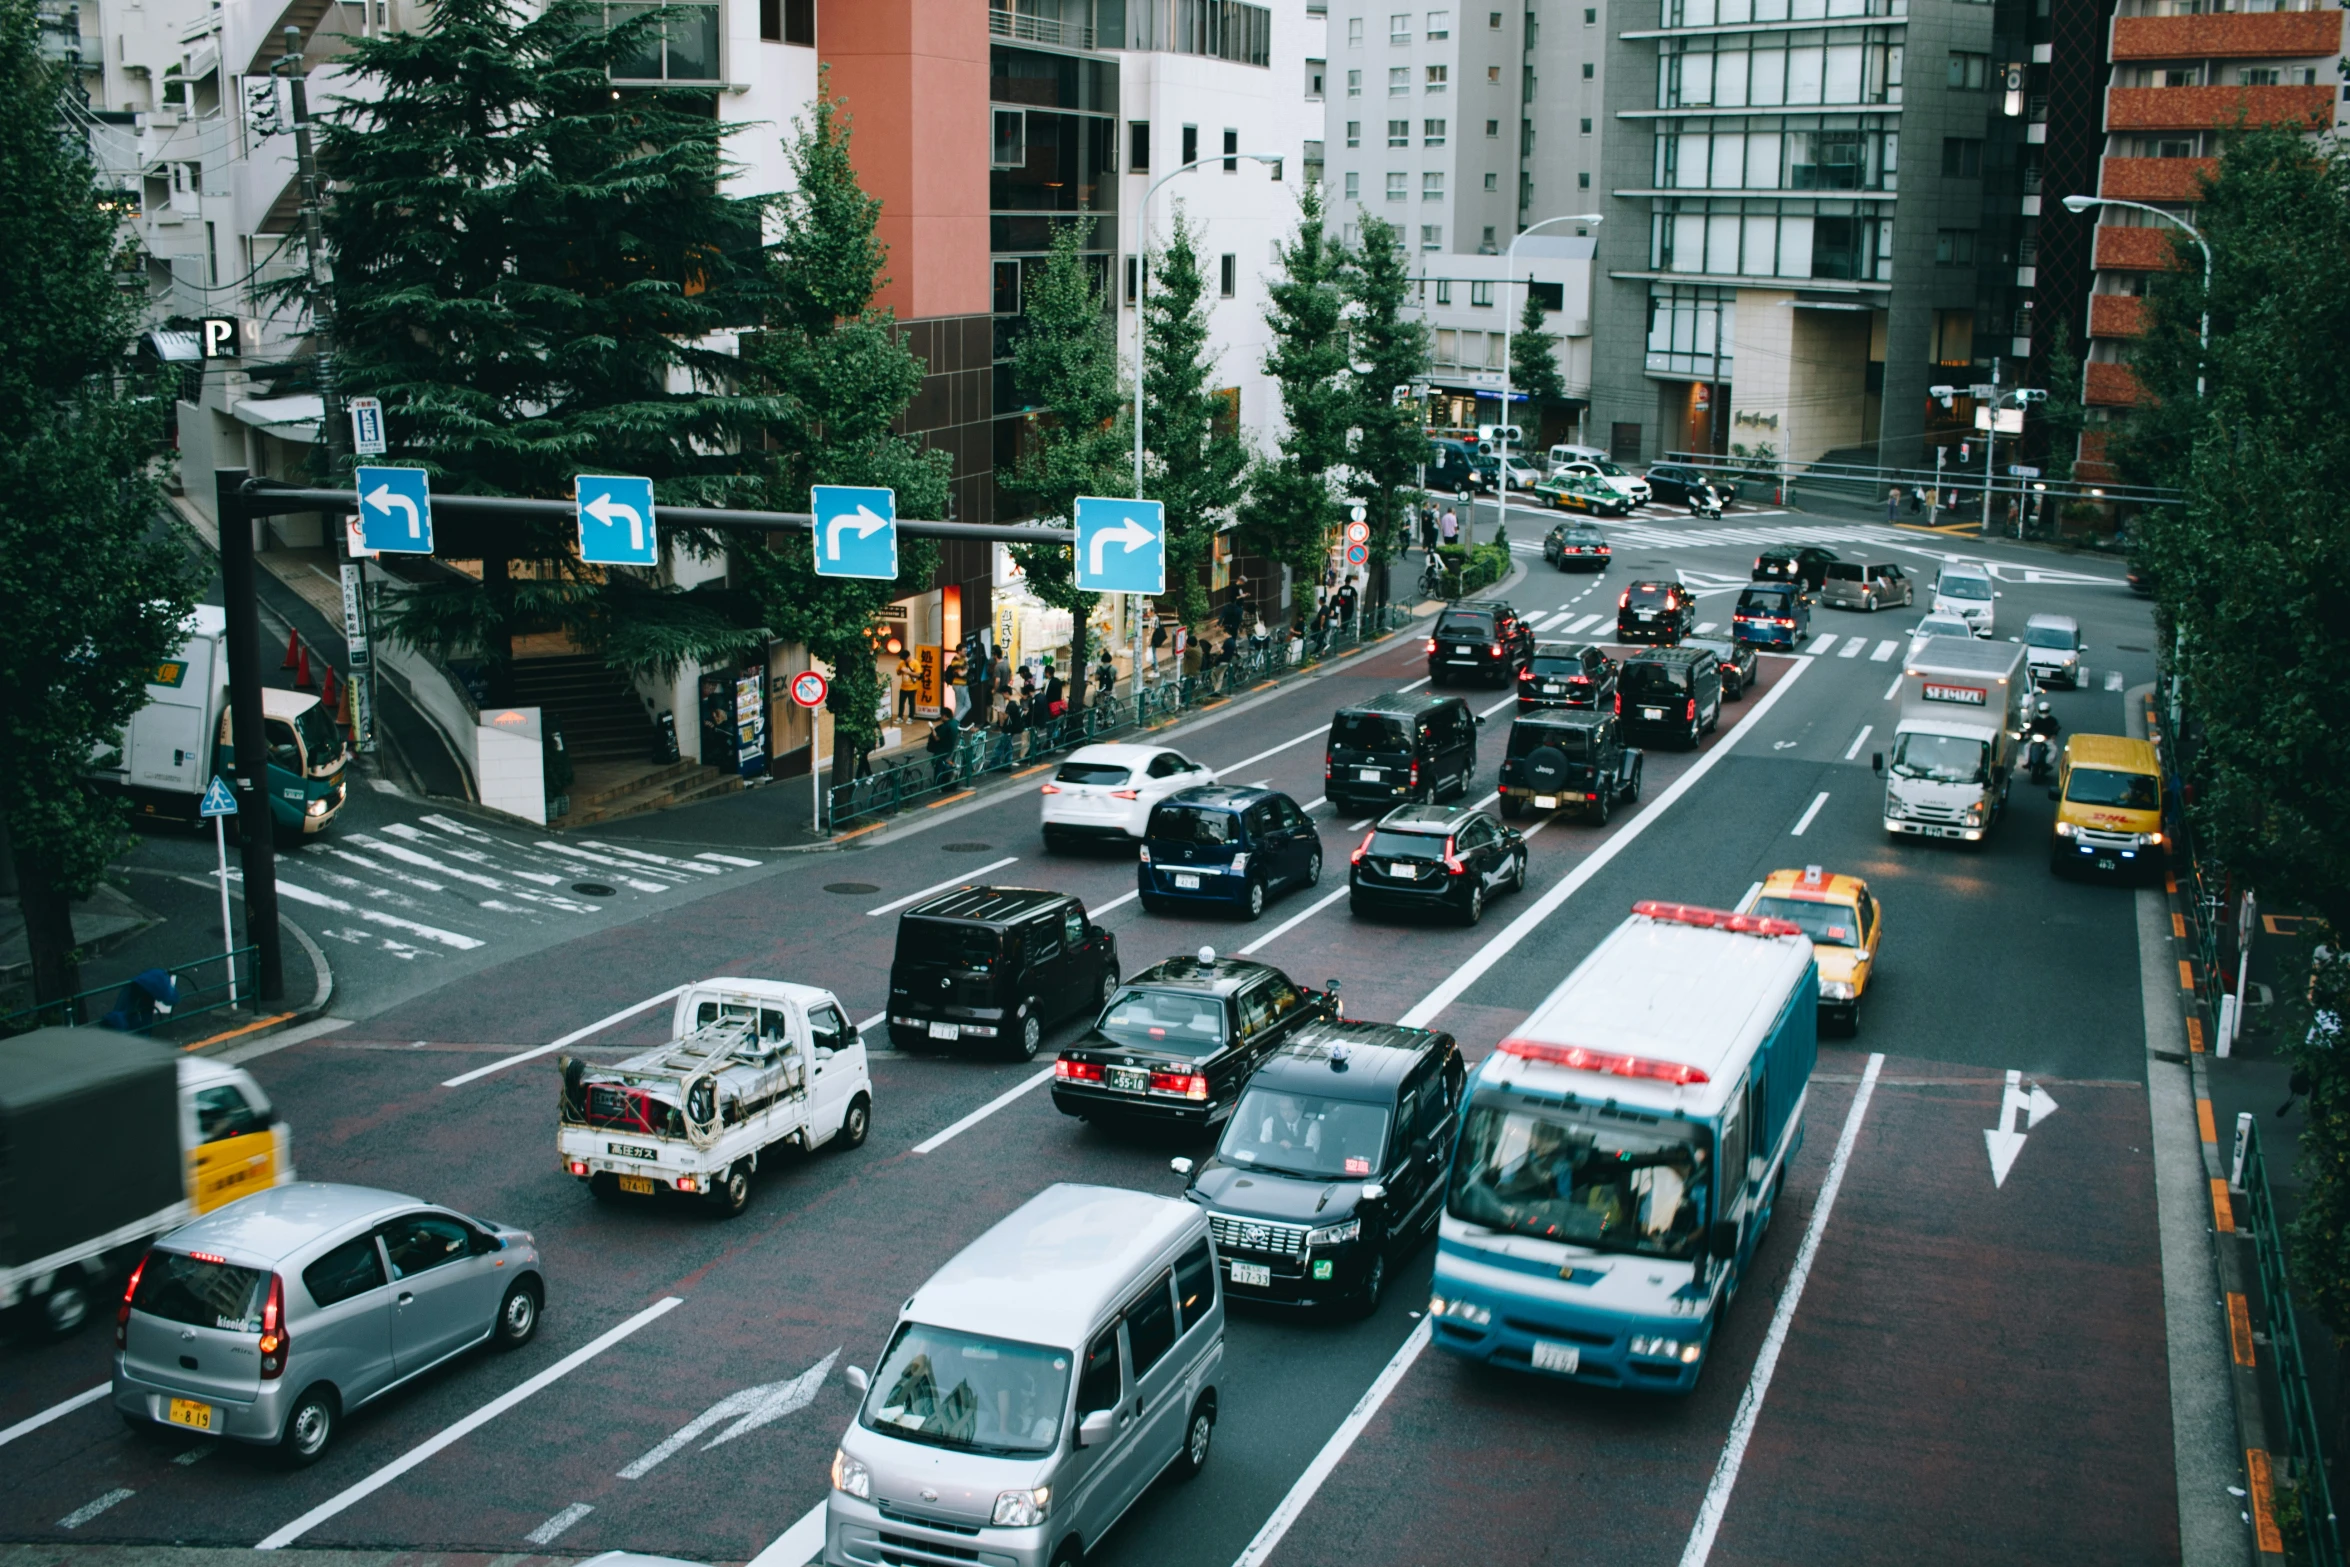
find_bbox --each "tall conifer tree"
[1143,209,1248,632]
[1238,186,1353,598]
[1343,216,1433,611]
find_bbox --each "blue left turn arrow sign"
[575,474,658,567]
[354,465,433,554]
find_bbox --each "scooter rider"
[2025,698,2062,782]
[1688,481,1725,521]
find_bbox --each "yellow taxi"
[1739,865,1881,1034]
[2050,733,2164,881]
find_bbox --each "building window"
[1581,116,1592,133]
[1386,170,1409,199]
[1941,137,1982,176]
[1427,8,1451,37]
[1579,62,1593,79]
[1426,63,1448,90]
[1436,279,1454,304]
[1421,223,1443,249]
[1223,128,1238,171]
[1345,222,1361,244]
[1578,170,1590,187]
[1424,117,1447,145]
[1348,16,1363,44]
[992,109,1026,168]
[1307,58,1326,98]
[1424,171,1445,198]
[1220,253,1237,296]
[609,0,721,82]
[1130,121,1150,172]
[1934,229,1976,264]
[1183,124,1199,165]
[1390,11,1411,41]
[997,259,1023,314]
[2236,66,2281,85]
[1123,256,1137,303]
[1470,279,1495,306]
[1484,170,1498,189]
[1947,52,1988,90]
[1389,118,1409,145]
[1305,140,1324,184]
[1347,120,1362,146]
[1481,224,1497,248]
[1390,66,1410,94]
[1346,170,1362,198]
[1584,6,1595,19]
[1486,118,1500,136]
[1347,68,1362,95]
[1489,8,1501,24]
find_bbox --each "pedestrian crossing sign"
[200,776,239,818]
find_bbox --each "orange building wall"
[2085,361,2146,407]
[2087,294,2148,339]
[2106,84,2333,131]
[2111,10,2342,60]
[2094,225,2185,271]
[2101,156,2219,202]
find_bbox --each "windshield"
[2026,624,2078,650]
[1938,575,1993,600]
[1331,713,1411,751]
[1889,730,1988,784]
[133,1250,267,1332]
[897,920,1002,970]
[1915,618,1972,639]
[1219,1087,1392,1179]
[1558,530,1602,546]
[1056,760,1131,786]
[1592,460,1628,477]
[292,704,343,771]
[1507,725,1591,758]
[862,1322,1070,1456]
[1448,1098,1711,1260]
[1095,986,1228,1055]
[1748,895,1858,946]
[2066,767,2160,811]
[1626,583,1673,603]
[1685,639,1736,664]
[1148,805,1237,845]
[1622,663,1689,700]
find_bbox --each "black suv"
[1427,600,1533,685]
[1617,647,1724,749]
[1753,545,1838,592]
[1542,522,1612,572]
[1050,952,1336,1130]
[1684,634,1758,699]
[1347,803,1527,925]
[1645,463,1739,508]
[1174,1020,1464,1315]
[1616,580,1696,644]
[1138,786,1324,921]
[889,886,1121,1059]
[1499,709,1642,822]
[1517,641,1617,712]
[1325,693,1481,812]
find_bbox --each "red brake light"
[1518,667,1534,681]
[1039,783,1061,794]
[1425,638,1438,654]
[1631,899,1805,937]
[1497,1036,1711,1085]
[568,1159,588,1176]
[188,1251,229,1265]
[117,1251,149,1347]
[258,1273,288,1378]
[1409,760,1420,785]
[1111,789,1140,800]
[1686,698,1697,719]
[1570,676,1588,685]
[1613,691,1622,715]
[1444,838,1466,875]
[1054,1057,1104,1082]
[1618,590,1629,608]
[1351,830,1375,865]
[1149,1070,1210,1101]
[1490,642,1503,657]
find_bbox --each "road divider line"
[1789,792,1829,836]
[1870,640,1898,662]
[1232,1318,1433,1567]
[697,852,764,868]
[1396,675,1432,694]
[525,1504,594,1546]
[1882,672,1903,701]
[1397,657,1814,1030]
[58,1489,134,1530]
[442,985,689,1087]
[1565,613,1605,634]
[1241,887,1350,955]
[866,857,1020,918]
[1216,723,1333,777]
[1842,724,1872,761]
[912,1069,1055,1155]
[748,1501,830,1567]
[1677,1052,1884,1567]
[255,1297,684,1550]
[1091,889,1141,916]
[1477,696,1517,718]
[0,1384,108,1449]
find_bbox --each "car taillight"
[567,1159,588,1176]
[1040,783,1061,794]
[1409,761,1420,786]
[1686,698,1697,720]
[1150,1070,1210,1101]
[1618,590,1630,608]
[1614,691,1622,715]
[117,1252,149,1348]
[1778,617,1794,627]
[1055,1058,1104,1082]
[258,1273,288,1378]
[1443,839,1466,876]
[1490,642,1502,657]
[1518,667,1534,681]
[1425,638,1437,654]
[1570,676,1589,685]
[1351,830,1375,865]
[1111,789,1140,800]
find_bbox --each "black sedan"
[1348,804,1526,926]
[1754,546,1839,593]
[1684,634,1758,699]
[1543,523,1613,572]
[1517,641,1617,712]
[1050,952,1333,1130]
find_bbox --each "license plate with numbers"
[1108,1065,1148,1092]
[618,1175,657,1195]
[1357,768,1379,781]
[1229,1261,1271,1288]
[168,1399,213,1431]
[1174,873,1201,889]
[1530,1340,1581,1374]
[928,1021,960,1040]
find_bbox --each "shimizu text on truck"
[559,979,873,1217]
[1429,901,1818,1392]
[88,605,349,840]
[2,1028,293,1337]
[2049,733,2165,881]
[1871,637,2029,843]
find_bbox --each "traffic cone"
[318,664,338,711]
[294,641,313,689]
[281,627,302,669]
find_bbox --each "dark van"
[1324,693,1481,813]
[888,887,1121,1059]
[1139,786,1324,920]
[1732,581,1809,648]
[1617,647,1723,749]
[1427,438,1478,492]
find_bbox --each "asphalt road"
[0,505,2183,1566]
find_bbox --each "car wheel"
[1509,852,1528,893]
[276,1386,337,1468]
[1242,878,1266,921]
[494,1278,542,1349]
[1861,591,1875,613]
[1349,1250,1388,1319]
[1172,1396,1216,1480]
[37,1280,91,1338]
[1304,849,1323,887]
[1050,1539,1087,1567]
[1591,786,1612,827]
[1041,827,1064,853]
[1686,716,1702,750]
[1097,967,1119,1010]
[710,1163,751,1218]
[1016,1012,1043,1060]
[1462,883,1485,926]
[1705,699,1721,734]
[1626,758,1644,802]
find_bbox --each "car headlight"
[992,1487,1051,1528]
[1428,1293,1492,1326]
[1308,1217,1361,1247]
[305,796,329,816]
[2054,821,2077,838]
[1962,803,1985,823]
[1630,1335,1705,1364]
[831,1450,871,1500]
[1883,797,1908,820]
[1820,980,1856,1001]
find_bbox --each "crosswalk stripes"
[1806,634,1839,656]
[1837,638,1865,658]
[1565,612,1605,635]
[1695,622,1717,634]
[1871,640,1900,662]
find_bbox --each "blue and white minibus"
[1428,899,1818,1392]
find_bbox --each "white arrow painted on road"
[826,504,890,560]
[584,490,645,551]
[1087,514,1155,575]
[1984,1067,2058,1187]
[364,483,421,539]
[618,1349,839,1479]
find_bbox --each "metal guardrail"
[1657,450,2183,511]
[2237,1117,2346,1567]
[1,946,257,1036]
[822,606,1414,830]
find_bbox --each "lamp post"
[1498,213,1603,526]
[2062,193,2212,399]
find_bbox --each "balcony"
[2111,10,2342,61]
[2085,361,2145,407]
[2101,154,2219,201]
[2106,83,2333,131]
[990,3,1095,49]
[2088,294,2148,338]
[2094,225,2183,269]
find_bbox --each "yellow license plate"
[168,1399,213,1431]
[617,1175,657,1195]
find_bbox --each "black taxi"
[1171,1020,1463,1316]
[1051,950,1336,1131]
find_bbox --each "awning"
[143,329,201,362]
[230,393,322,443]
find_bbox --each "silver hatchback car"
[112,1183,543,1465]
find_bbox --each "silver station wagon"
[112,1182,543,1465]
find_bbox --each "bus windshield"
[1447,1097,1712,1261]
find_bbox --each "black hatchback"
[1139,786,1323,921]
[1050,952,1336,1130]
[1646,462,1739,508]
[1348,804,1527,926]
[1427,601,1533,684]
[1543,523,1612,572]
[1173,1020,1464,1315]
[888,887,1121,1059]
[1753,545,1838,592]
[1517,641,1617,712]
[1618,647,1724,748]
[1616,580,1695,644]
[1684,634,1758,699]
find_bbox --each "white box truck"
[1872,638,2029,843]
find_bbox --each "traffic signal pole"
[215,468,286,1003]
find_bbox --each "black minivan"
[888,886,1121,1059]
[1324,692,1481,813]
[1139,786,1324,920]
[1617,647,1724,749]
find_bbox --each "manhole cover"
[825,882,881,894]
[570,882,616,897]
[942,842,993,853]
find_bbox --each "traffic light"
[1958,442,1972,464]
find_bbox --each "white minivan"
[1931,565,1997,637]
[826,1185,1222,1567]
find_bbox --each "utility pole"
[1979,357,2000,537]
[215,469,286,1003]
[277,24,347,475]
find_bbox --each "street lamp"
[2062,193,2211,399]
[1498,213,1603,519]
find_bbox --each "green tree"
[1509,281,1568,425]
[2039,318,2084,489]
[1003,218,1129,701]
[1343,215,1433,611]
[735,85,947,791]
[1143,207,1249,634]
[314,0,782,700]
[0,0,198,1003]
[1236,185,1351,613]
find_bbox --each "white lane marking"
[525,1504,594,1546]
[1466,789,1500,812]
[1398,659,1814,1029]
[1396,675,1432,693]
[1789,792,1830,836]
[866,857,1021,917]
[419,812,500,841]
[58,1489,135,1530]
[1843,724,1873,761]
[1248,779,1271,788]
[1231,1319,1434,1567]
[1696,622,1717,633]
[1739,879,1763,912]
[581,840,725,875]
[350,834,601,912]
[1304,796,1327,812]
[855,1012,885,1035]
[697,851,764,868]
[748,1501,831,1567]
[1091,889,1140,916]
[1565,613,1605,634]
[1217,722,1333,776]
[172,1445,212,1465]
[530,842,672,892]
[1347,818,1372,831]
[1837,638,1865,658]
[1871,639,1899,662]
[620,1351,839,1478]
[1883,672,1904,701]
[441,984,689,1087]
[1805,634,1838,656]
[1678,1053,1884,1567]
[2105,669,2125,691]
[1239,887,1349,955]
[320,845,448,894]
[1478,695,1517,718]
[911,1069,1055,1155]
[0,1384,108,1449]
[256,1297,685,1550]
[269,878,486,950]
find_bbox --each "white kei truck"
[1870,637,2031,843]
[559,978,874,1216]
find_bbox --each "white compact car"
[1558,458,1652,508]
[1040,744,1216,848]
[1930,567,1997,637]
[1907,612,1977,662]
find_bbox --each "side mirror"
[1077,1408,1118,1449]
[1870,752,1884,776]
[1360,1182,1388,1203]
[845,1365,870,1395]
[1474,714,1487,725]
[1169,1156,1195,1178]
[1708,1221,1739,1261]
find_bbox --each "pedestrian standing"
[1886,487,1901,522]
[1148,611,1167,679]
[1439,507,1460,547]
[1908,486,1924,516]
[895,659,918,721]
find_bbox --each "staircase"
[559,760,742,828]
[509,655,652,765]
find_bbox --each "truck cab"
[1874,638,2028,843]
[228,689,349,838]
